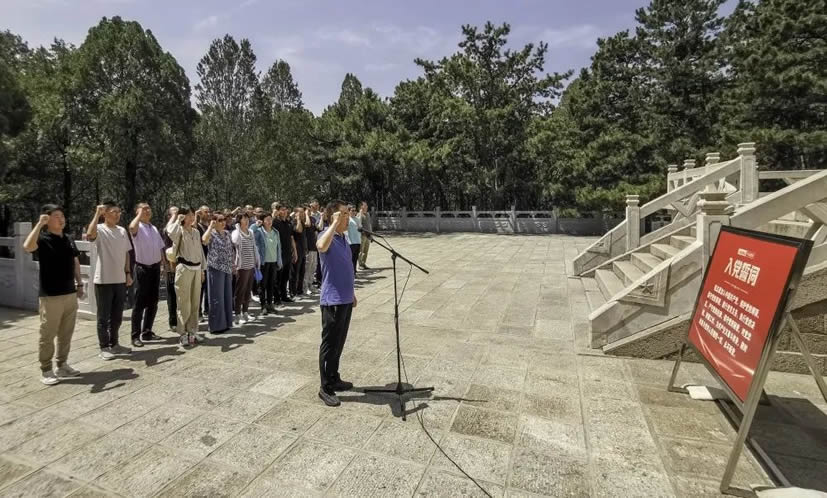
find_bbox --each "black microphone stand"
[362,231,433,420]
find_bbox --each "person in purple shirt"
[128,203,166,347]
[316,200,358,407]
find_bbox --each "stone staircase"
[573,143,827,374]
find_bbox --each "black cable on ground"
[396,266,493,498]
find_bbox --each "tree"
[261,60,303,111]
[532,31,661,213]
[635,0,727,163]
[335,73,363,119]
[71,17,195,213]
[0,31,32,235]
[194,35,261,205]
[400,22,569,209]
[720,0,827,169]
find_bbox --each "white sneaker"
[305,289,312,296]
[55,364,80,377]
[99,348,115,361]
[41,371,59,385]
[243,312,251,322]
[252,295,260,303]
[233,317,240,326]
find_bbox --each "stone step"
[613,260,645,286]
[595,269,625,300]
[631,252,663,273]
[670,235,695,250]
[583,281,607,313]
[778,210,812,223]
[651,243,680,260]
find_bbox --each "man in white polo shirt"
[86,201,133,360]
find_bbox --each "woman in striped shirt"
[231,212,260,325]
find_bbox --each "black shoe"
[131,338,144,348]
[283,297,294,303]
[318,390,341,407]
[359,265,369,270]
[331,379,354,391]
[141,331,162,342]
[261,308,269,316]
[210,328,226,335]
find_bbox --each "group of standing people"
[26,199,369,406]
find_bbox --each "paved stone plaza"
[1,233,826,497]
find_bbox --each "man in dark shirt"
[273,203,297,303]
[23,204,84,385]
[316,200,357,406]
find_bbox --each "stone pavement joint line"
[0,233,824,496]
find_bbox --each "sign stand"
[666,225,826,496]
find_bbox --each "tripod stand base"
[364,384,435,421]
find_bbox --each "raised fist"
[177,214,185,223]
[38,214,50,225]
[95,205,106,215]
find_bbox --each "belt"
[177,257,198,267]
[136,262,161,268]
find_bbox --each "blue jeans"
[207,268,233,332]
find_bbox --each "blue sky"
[2,0,734,114]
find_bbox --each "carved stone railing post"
[472,205,479,232]
[400,207,407,231]
[626,195,641,251]
[683,159,696,185]
[435,206,441,233]
[738,142,758,204]
[667,164,679,192]
[705,152,722,192]
[696,191,731,272]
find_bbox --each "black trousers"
[131,263,160,338]
[277,256,291,300]
[166,271,177,328]
[350,244,360,273]
[260,262,279,306]
[314,252,322,285]
[290,251,307,295]
[319,303,353,392]
[95,283,126,349]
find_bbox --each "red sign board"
[688,227,802,402]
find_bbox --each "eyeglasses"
[216,218,225,222]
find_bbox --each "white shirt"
[93,224,130,284]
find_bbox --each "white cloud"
[239,0,260,7]
[193,15,219,32]
[365,62,398,72]
[373,24,444,53]
[538,24,602,49]
[315,28,371,47]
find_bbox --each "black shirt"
[274,219,294,258]
[292,222,307,255]
[36,231,80,297]
[305,214,319,252]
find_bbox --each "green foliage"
[719,0,827,169]
[1,2,824,231]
